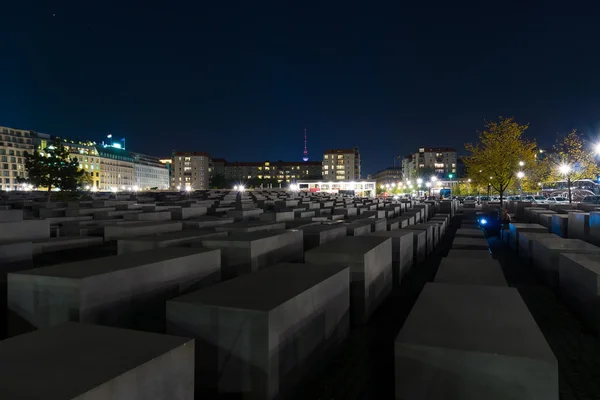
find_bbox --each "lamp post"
[426,181,431,197]
[516,171,525,198]
[416,178,423,196]
[559,164,572,203]
[430,176,438,198]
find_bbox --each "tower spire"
[302,128,309,162]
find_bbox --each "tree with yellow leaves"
[545,130,600,203]
[464,117,540,205]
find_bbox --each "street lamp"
[595,143,600,155]
[519,161,525,167]
[517,171,525,197]
[559,164,571,175]
[425,181,432,197]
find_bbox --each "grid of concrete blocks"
[0,190,455,399]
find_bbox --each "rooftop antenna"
[302,128,309,162]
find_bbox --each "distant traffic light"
[448,174,454,179]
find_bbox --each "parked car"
[547,197,568,204]
[582,195,600,205]
[531,196,547,204]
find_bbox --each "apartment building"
[0,126,36,190]
[402,147,457,181]
[222,160,322,183]
[171,152,211,190]
[322,147,360,181]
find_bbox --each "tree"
[464,117,539,205]
[545,130,600,203]
[20,140,86,202]
[209,173,230,189]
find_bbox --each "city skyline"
[3,2,600,175]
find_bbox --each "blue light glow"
[480,218,487,225]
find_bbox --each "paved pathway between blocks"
[290,216,460,399]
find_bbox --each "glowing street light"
[185,186,192,192]
[132,186,139,192]
[516,171,525,179]
[467,178,472,183]
[239,186,245,192]
[517,171,525,197]
[519,161,525,167]
[416,178,423,185]
[595,143,600,155]
[559,164,571,175]
[430,176,438,183]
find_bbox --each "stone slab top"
[370,230,414,238]
[510,223,546,229]
[216,221,284,229]
[396,282,556,363]
[186,216,235,222]
[559,253,600,275]
[118,229,224,242]
[108,220,181,228]
[201,229,296,243]
[298,224,347,234]
[0,322,192,400]
[10,247,216,279]
[305,236,391,255]
[169,263,348,311]
[534,238,600,252]
[519,232,558,240]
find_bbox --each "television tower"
[302,128,309,162]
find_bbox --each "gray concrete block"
[509,223,547,250]
[259,211,295,222]
[166,263,349,399]
[0,209,23,222]
[403,224,434,255]
[171,207,207,220]
[104,221,182,240]
[32,236,104,255]
[182,216,234,229]
[0,322,194,400]
[215,221,285,233]
[124,211,172,221]
[395,283,558,400]
[199,230,303,279]
[451,237,489,250]
[227,208,264,221]
[344,222,371,236]
[0,220,50,243]
[370,230,414,285]
[0,242,33,264]
[118,229,227,254]
[517,232,559,260]
[7,247,221,331]
[531,238,600,289]
[434,258,507,286]
[568,212,590,241]
[558,253,600,336]
[299,224,347,251]
[551,214,569,238]
[304,236,392,324]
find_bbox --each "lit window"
[324,165,328,169]
[324,155,328,159]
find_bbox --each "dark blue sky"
[2,1,600,175]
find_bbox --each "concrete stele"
[395,282,558,400]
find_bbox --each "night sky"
[2,2,600,175]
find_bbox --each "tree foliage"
[464,117,540,203]
[545,130,600,202]
[20,140,86,200]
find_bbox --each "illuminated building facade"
[171,152,211,190]
[130,152,170,190]
[297,180,376,198]
[402,147,457,181]
[222,160,322,183]
[96,145,135,190]
[370,167,403,187]
[322,148,361,181]
[0,126,35,190]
